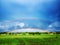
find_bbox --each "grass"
[0,34,60,45]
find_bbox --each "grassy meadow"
[0,32,60,45]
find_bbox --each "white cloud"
[0,25,5,29]
[18,23,25,28]
[10,28,47,32]
[48,25,52,27]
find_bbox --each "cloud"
[10,28,47,32]
[0,0,58,32]
[0,25,5,29]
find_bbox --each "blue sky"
[0,0,58,21]
[0,0,60,32]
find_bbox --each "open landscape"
[0,32,60,45]
[0,0,60,45]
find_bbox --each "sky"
[0,0,59,21]
[0,0,60,32]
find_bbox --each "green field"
[0,33,60,45]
